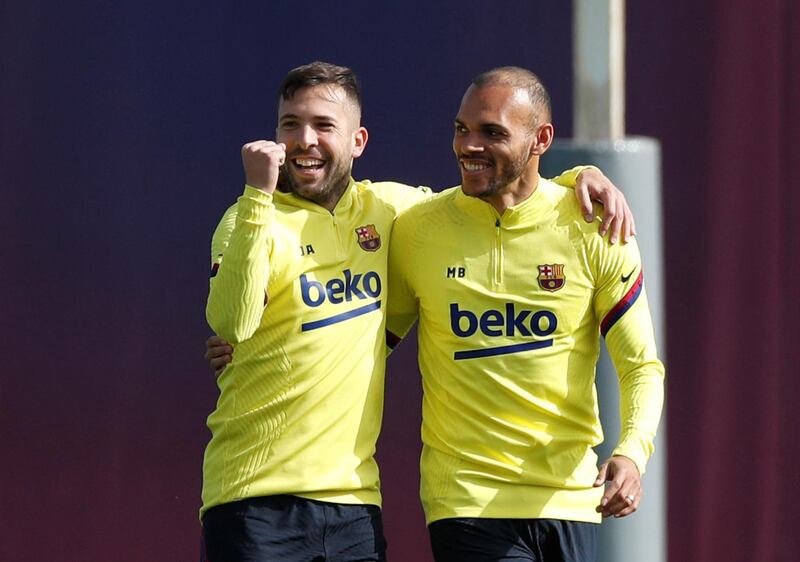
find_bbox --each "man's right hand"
[205,335,234,378]
[241,140,286,193]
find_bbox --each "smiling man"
[386,67,664,562]
[200,62,637,562]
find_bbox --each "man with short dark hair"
[201,61,637,562]
[386,67,664,562]
[202,61,411,562]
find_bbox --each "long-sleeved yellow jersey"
[386,178,664,524]
[202,179,429,517]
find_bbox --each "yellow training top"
[387,178,664,524]
[202,179,429,517]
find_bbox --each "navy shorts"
[428,518,598,562]
[202,495,387,562]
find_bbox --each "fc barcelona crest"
[537,264,566,292]
[355,224,381,252]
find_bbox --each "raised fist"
[241,140,286,193]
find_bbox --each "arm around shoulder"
[369,180,434,216]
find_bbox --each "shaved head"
[471,66,552,129]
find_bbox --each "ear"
[530,123,554,156]
[352,126,368,159]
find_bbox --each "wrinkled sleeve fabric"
[589,236,665,474]
[206,185,275,343]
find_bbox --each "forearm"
[604,293,665,474]
[206,186,274,343]
[612,358,665,473]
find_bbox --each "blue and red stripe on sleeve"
[600,270,644,337]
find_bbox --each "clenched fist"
[241,140,286,193]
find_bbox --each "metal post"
[542,2,667,561]
[574,0,625,140]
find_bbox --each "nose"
[298,125,318,149]
[455,131,484,155]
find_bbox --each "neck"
[285,176,352,213]
[481,168,540,215]
[316,188,346,213]
[317,172,354,212]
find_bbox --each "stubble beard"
[466,149,531,200]
[281,158,353,209]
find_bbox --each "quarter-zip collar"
[453,175,551,228]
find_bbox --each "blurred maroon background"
[2,1,798,561]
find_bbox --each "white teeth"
[295,158,324,167]
[463,162,490,171]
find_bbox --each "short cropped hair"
[279,61,362,116]
[472,66,552,126]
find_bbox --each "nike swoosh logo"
[621,267,637,283]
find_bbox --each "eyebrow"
[279,113,339,123]
[484,124,509,133]
[454,118,509,134]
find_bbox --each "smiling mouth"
[461,160,492,173]
[292,157,326,171]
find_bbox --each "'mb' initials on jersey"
[447,267,466,278]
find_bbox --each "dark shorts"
[202,495,387,562]
[428,518,598,562]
